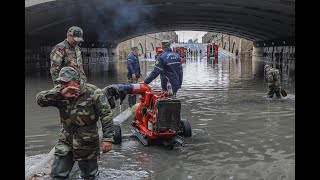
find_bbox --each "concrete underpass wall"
[203,32,253,56]
[252,45,295,87]
[252,45,295,71]
[116,31,178,60]
[260,46,295,60]
[81,47,115,73]
[25,46,115,73]
[203,32,295,62]
[25,46,52,73]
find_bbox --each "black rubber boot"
[51,153,75,180]
[275,91,281,98]
[78,159,99,180]
[267,90,274,98]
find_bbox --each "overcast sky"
[175,31,208,43]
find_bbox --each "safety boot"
[267,90,274,98]
[275,91,281,98]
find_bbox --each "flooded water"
[25,52,295,180]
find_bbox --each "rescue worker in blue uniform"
[127,46,141,107]
[144,40,183,98]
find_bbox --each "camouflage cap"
[131,46,139,51]
[67,26,84,42]
[56,67,80,82]
[264,64,271,70]
[161,40,171,48]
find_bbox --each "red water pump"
[104,82,192,148]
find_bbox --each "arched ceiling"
[25,0,295,47]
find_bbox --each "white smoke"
[78,0,154,45]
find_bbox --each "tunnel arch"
[25,0,295,47]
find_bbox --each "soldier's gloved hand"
[103,85,121,109]
[118,90,128,105]
[103,85,120,100]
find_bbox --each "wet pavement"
[25,51,295,180]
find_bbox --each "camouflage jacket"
[265,68,281,87]
[50,39,87,86]
[36,82,113,160]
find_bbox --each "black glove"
[118,89,128,105]
[103,84,132,107]
[103,85,120,109]
[113,84,133,105]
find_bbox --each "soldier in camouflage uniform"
[50,26,87,86]
[264,64,281,98]
[36,67,114,180]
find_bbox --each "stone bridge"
[25,0,295,72]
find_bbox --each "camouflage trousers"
[51,152,99,180]
[128,78,138,107]
[268,84,281,98]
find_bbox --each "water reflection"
[25,54,295,180]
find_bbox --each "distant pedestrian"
[127,47,142,107]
